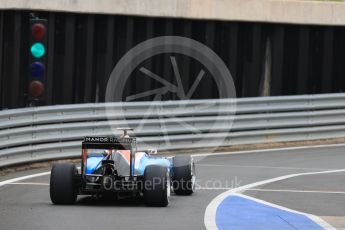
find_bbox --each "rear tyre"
[172,156,195,195]
[143,165,169,207]
[50,163,78,205]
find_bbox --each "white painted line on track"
[0,172,50,187]
[197,163,331,171]
[204,168,345,230]
[245,188,345,195]
[196,187,234,190]
[192,142,345,158]
[8,182,49,186]
[197,187,345,194]
[0,166,82,187]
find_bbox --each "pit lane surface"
[1,145,345,230]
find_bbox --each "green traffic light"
[30,42,45,58]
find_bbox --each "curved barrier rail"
[1,93,345,168]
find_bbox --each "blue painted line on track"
[216,195,324,230]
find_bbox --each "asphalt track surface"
[1,145,345,230]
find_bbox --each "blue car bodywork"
[86,152,171,175]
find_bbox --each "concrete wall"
[1,0,345,26]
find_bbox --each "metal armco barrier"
[1,93,345,168]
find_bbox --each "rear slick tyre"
[172,156,195,195]
[50,163,78,205]
[144,165,169,207]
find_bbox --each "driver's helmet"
[88,149,110,157]
[147,149,158,155]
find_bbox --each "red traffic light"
[31,23,46,40]
[29,81,45,97]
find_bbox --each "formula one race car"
[49,129,195,207]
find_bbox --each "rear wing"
[81,136,137,177]
[82,136,136,150]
